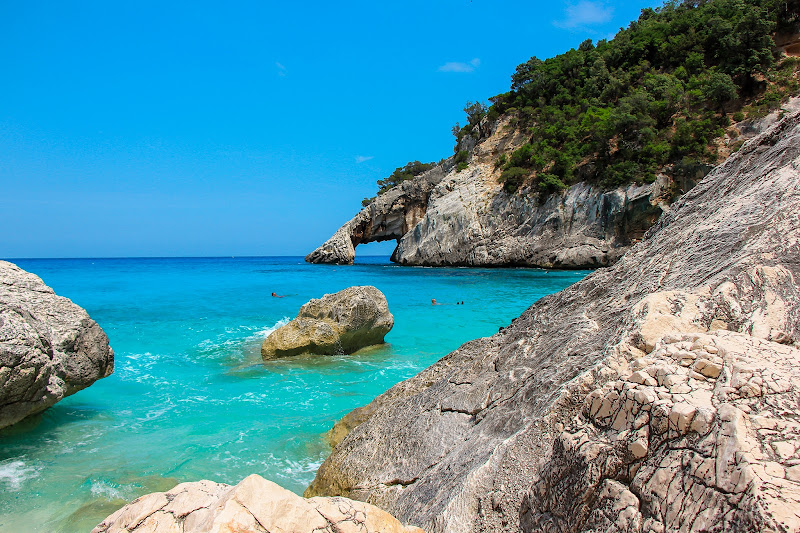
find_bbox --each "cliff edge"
[305,108,800,531]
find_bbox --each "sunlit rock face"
[261,285,393,359]
[305,166,447,265]
[306,115,667,268]
[306,109,800,532]
[92,474,425,533]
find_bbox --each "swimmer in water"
[271,292,286,298]
[432,298,439,305]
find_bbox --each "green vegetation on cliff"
[364,0,799,204]
[468,0,800,194]
[362,160,436,206]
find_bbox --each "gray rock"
[261,286,393,359]
[305,166,448,265]
[92,474,425,533]
[0,261,114,429]
[305,107,800,532]
[306,114,667,268]
[393,172,667,268]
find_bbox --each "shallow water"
[0,256,588,532]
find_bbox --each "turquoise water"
[0,257,588,532]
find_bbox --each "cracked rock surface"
[92,474,425,533]
[305,108,800,532]
[0,260,114,429]
[521,330,800,532]
[261,286,394,359]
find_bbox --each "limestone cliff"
[0,261,114,429]
[307,116,671,267]
[305,108,800,531]
[305,166,448,265]
[308,99,800,268]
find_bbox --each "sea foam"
[0,459,41,492]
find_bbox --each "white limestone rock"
[92,474,424,533]
[306,108,800,532]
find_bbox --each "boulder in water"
[261,286,393,359]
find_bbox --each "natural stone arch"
[305,166,447,264]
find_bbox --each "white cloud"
[355,155,374,164]
[554,1,613,30]
[438,57,481,73]
[275,62,287,77]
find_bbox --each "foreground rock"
[93,474,424,533]
[521,330,800,532]
[261,286,393,359]
[305,109,800,532]
[0,261,114,429]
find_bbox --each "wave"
[89,479,126,500]
[0,459,41,492]
[196,318,290,352]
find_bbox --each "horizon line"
[3,255,393,261]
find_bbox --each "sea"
[0,256,588,532]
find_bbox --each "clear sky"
[1,0,659,258]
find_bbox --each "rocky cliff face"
[305,166,448,265]
[305,109,800,531]
[307,116,669,267]
[393,169,667,267]
[0,261,114,429]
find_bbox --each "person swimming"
[271,292,286,298]
[432,298,439,305]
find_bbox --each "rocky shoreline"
[304,108,800,531]
[6,106,800,533]
[89,100,800,533]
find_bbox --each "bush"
[465,0,796,196]
[537,173,568,194]
[498,167,529,192]
[375,161,436,195]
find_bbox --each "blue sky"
[1,0,658,258]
